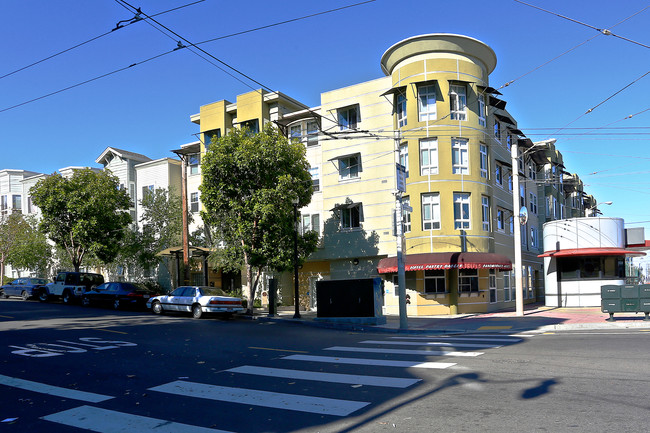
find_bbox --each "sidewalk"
[254,304,650,334]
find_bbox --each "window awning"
[377,252,512,273]
[494,113,515,125]
[489,96,507,110]
[380,86,407,98]
[479,86,502,95]
[330,202,361,212]
[538,248,646,258]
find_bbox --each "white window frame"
[399,143,409,177]
[338,154,360,181]
[340,204,361,230]
[418,84,437,122]
[301,213,321,236]
[338,105,359,131]
[190,192,199,213]
[529,193,538,214]
[479,144,488,178]
[497,208,505,232]
[422,193,441,230]
[396,93,407,127]
[481,196,490,231]
[402,196,412,233]
[309,166,320,192]
[530,226,538,248]
[478,94,486,126]
[458,269,478,293]
[452,138,469,175]
[420,138,438,176]
[454,193,471,230]
[495,164,503,186]
[306,121,319,146]
[449,84,467,121]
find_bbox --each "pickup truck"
[39,272,105,304]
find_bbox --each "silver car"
[147,286,245,319]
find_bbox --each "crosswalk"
[31,333,529,432]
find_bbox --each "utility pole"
[511,140,524,317]
[394,131,408,329]
[172,150,190,287]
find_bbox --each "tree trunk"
[246,263,254,315]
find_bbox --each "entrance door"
[308,277,320,310]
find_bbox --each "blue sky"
[1,0,649,259]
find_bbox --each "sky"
[1,0,649,265]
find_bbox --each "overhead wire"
[0,0,205,81]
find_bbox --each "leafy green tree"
[0,214,27,285]
[6,214,51,277]
[200,124,318,314]
[30,168,132,272]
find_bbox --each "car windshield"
[198,287,229,297]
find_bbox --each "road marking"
[150,380,369,416]
[0,315,14,318]
[0,375,112,403]
[248,346,309,353]
[283,354,456,369]
[42,405,229,432]
[361,340,501,349]
[390,336,522,343]
[94,328,128,335]
[325,346,484,357]
[478,325,512,330]
[226,365,420,388]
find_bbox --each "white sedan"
[147,286,245,319]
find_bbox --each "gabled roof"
[95,147,152,165]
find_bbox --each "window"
[141,185,154,200]
[189,153,200,175]
[497,208,505,231]
[452,138,469,174]
[301,214,320,236]
[290,125,302,142]
[449,84,467,121]
[419,138,438,175]
[560,203,566,219]
[418,84,437,121]
[508,174,513,192]
[240,119,259,134]
[338,105,358,131]
[530,227,538,248]
[424,270,446,294]
[422,193,440,230]
[506,134,512,150]
[489,269,497,303]
[399,143,409,177]
[454,193,471,229]
[481,196,490,231]
[190,192,199,213]
[528,162,537,180]
[1,195,7,216]
[309,166,320,192]
[494,121,501,141]
[306,121,319,146]
[396,93,407,127]
[558,256,625,281]
[479,144,488,178]
[340,204,361,229]
[203,129,221,150]
[478,94,486,126]
[521,223,527,246]
[519,185,525,208]
[503,271,512,301]
[509,214,514,234]
[458,269,478,293]
[12,195,22,212]
[339,155,360,180]
[495,164,503,186]
[529,193,538,214]
[553,197,559,219]
[402,196,412,233]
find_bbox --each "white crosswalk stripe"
[226,365,420,388]
[283,354,456,369]
[149,380,370,416]
[360,339,502,349]
[389,335,523,343]
[42,405,230,433]
[0,374,113,403]
[325,346,484,357]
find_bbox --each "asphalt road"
[1,299,649,432]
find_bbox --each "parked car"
[82,282,157,310]
[39,272,105,303]
[147,286,245,319]
[1,278,49,300]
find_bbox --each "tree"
[6,214,51,277]
[0,214,27,285]
[30,169,132,272]
[200,124,318,314]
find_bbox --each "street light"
[588,201,613,217]
[292,197,301,319]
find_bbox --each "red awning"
[377,252,512,274]
[538,247,646,258]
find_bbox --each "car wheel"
[21,291,29,301]
[152,301,163,315]
[113,299,120,310]
[81,296,91,307]
[62,290,71,304]
[191,304,203,319]
[2,293,8,299]
[38,289,49,302]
